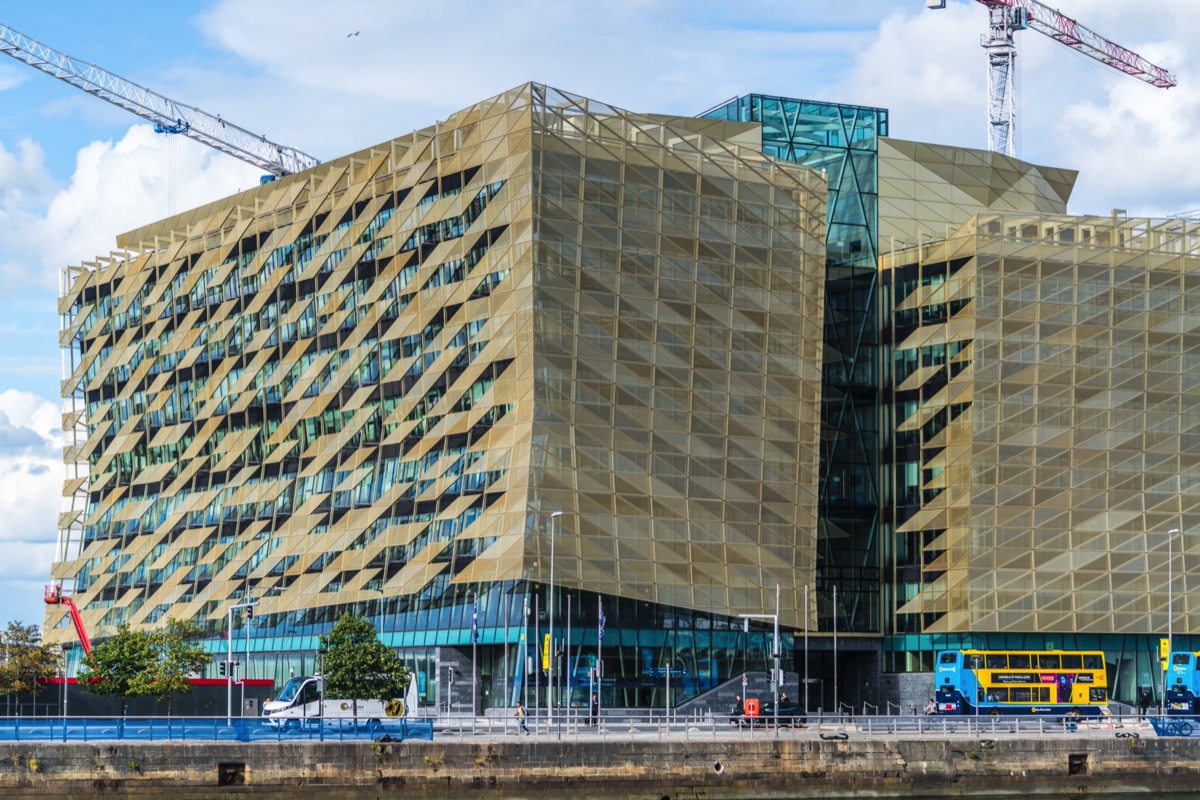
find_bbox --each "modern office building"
[880,212,1200,702]
[52,84,828,711]
[50,82,1200,712]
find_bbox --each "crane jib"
[931,1,1177,157]
[0,21,321,176]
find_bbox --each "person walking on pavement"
[730,694,743,725]
[516,701,530,734]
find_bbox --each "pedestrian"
[590,692,599,727]
[516,700,530,735]
[924,698,937,715]
[730,694,743,724]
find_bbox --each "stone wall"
[0,733,1195,797]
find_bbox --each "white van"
[262,675,403,728]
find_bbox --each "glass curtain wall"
[703,95,888,634]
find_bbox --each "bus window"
[1083,654,1103,670]
[1009,654,1030,669]
[1038,687,1050,702]
[939,652,959,664]
[986,654,1007,669]
[966,655,984,670]
[1089,688,1107,702]
[1011,688,1031,702]
[1172,653,1191,665]
[1061,654,1082,670]
[1038,654,1060,669]
[987,689,1007,702]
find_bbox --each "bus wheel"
[989,709,1001,717]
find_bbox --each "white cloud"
[0,125,257,297]
[0,390,64,547]
[0,566,58,629]
[840,5,981,148]
[189,0,897,159]
[0,64,24,93]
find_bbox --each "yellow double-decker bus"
[934,649,1109,716]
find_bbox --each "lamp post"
[549,511,562,739]
[226,600,257,723]
[1163,527,1182,716]
[803,584,809,716]
[738,583,782,738]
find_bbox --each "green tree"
[78,623,155,716]
[133,618,210,716]
[319,614,409,718]
[0,621,63,705]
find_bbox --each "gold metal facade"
[877,139,1077,248]
[885,213,1200,635]
[51,84,827,646]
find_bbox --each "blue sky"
[0,0,1196,631]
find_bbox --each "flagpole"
[534,594,540,728]
[597,596,605,726]
[522,593,530,710]
[471,589,478,719]
[503,588,510,709]
[566,593,572,731]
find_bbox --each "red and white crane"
[928,0,1177,157]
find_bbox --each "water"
[27,792,1197,800]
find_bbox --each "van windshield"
[276,677,306,703]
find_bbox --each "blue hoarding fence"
[0,716,434,743]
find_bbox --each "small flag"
[598,602,606,643]
[472,597,479,643]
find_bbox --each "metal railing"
[0,712,1156,742]
[428,711,1154,739]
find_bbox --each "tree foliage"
[133,618,210,715]
[0,620,62,698]
[78,623,156,716]
[79,619,214,716]
[319,614,409,717]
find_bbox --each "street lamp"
[226,600,257,723]
[549,511,562,739]
[372,587,385,637]
[737,583,782,738]
[1163,527,1182,716]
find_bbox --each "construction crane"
[928,1,1177,157]
[0,22,320,177]
[44,584,92,655]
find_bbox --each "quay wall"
[0,733,1196,798]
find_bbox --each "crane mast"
[0,22,320,176]
[929,0,1177,157]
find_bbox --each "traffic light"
[219,661,227,678]
[245,607,253,620]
